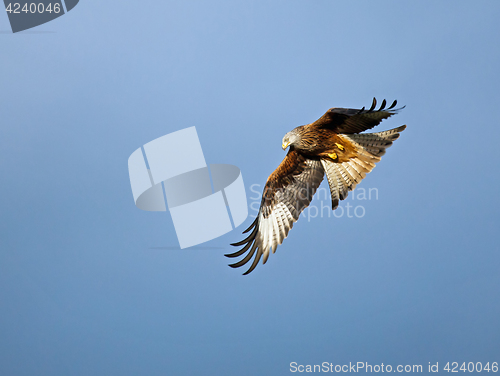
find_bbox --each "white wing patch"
[227,158,324,274]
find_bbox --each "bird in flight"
[226,98,406,275]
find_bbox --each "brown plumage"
[226,98,406,274]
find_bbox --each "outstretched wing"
[310,97,404,134]
[322,125,407,210]
[226,149,324,275]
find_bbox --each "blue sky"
[1,1,499,375]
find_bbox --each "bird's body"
[286,126,344,156]
[227,98,406,274]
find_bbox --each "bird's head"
[282,130,300,150]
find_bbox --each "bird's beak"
[282,141,290,150]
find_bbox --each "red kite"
[227,98,406,274]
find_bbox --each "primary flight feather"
[226,98,406,275]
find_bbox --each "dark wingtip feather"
[242,249,263,275]
[225,239,253,258]
[369,97,377,112]
[379,99,387,111]
[228,242,258,268]
[242,217,258,234]
[388,99,397,109]
[229,235,252,247]
[229,220,258,247]
[331,199,339,210]
[227,217,264,273]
